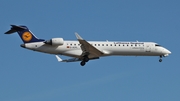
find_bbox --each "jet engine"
[45,38,64,46]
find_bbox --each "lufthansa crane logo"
[22,32,32,42]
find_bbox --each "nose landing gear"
[159,55,162,62]
[159,58,162,62]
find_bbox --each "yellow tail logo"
[22,32,32,42]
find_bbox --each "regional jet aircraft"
[5,25,171,66]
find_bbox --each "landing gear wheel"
[159,59,162,62]
[80,61,86,66]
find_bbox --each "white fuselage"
[5,25,171,65]
[22,41,171,58]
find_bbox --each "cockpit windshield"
[155,44,161,47]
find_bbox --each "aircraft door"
[145,43,151,52]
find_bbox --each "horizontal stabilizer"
[5,25,27,34]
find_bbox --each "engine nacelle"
[45,38,64,46]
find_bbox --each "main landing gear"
[159,55,162,62]
[80,56,89,66]
[80,61,86,66]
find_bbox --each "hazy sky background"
[1,0,179,101]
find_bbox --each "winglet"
[75,32,83,40]
[55,55,63,62]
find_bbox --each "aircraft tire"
[159,59,162,62]
[80,61,86,66]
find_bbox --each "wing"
[55,55,80,62]
[75,33,104,59]
[55,55,99,62]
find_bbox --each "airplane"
[5,25,171,66]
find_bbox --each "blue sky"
[1,0,179,101]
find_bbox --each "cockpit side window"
[155,44,161,47]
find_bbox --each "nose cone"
[163,48,171,56]
[165,48,171,54]
[167,50,171,54]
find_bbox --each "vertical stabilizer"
[5,25,45,43]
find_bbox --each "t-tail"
[5,25,45,43]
